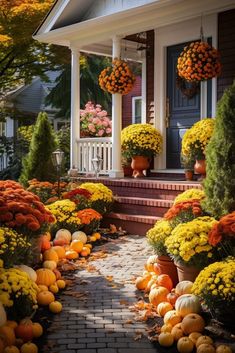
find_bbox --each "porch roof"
[34,0,235,53]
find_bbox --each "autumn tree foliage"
[0,0,69,93]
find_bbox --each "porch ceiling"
[34,0,235,52]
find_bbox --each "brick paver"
[43,235,157,353]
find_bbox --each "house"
[33,0,235,233]
[4,71,66,132]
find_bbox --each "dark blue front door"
[166,42,201,168]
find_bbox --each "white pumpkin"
[175,294,201,317]
[16,265,37,282]
[43,260,57,270]
[72,231,87,244]
[0,302,7,327]
[55,229,72,243]
[175,281,194,296]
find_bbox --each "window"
[132,96,142,124]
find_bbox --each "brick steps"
[76,176,201,235]
[102,212,161,235]
[114,196,173,216]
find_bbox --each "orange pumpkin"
[197,344,215,353]
[37,290,55,306]
[167,292,179,306]
[20,342,38,353]
[49,301,62,314]
[43,249,59,263]
[80,247,91,257]
[40,235,51,253]
[70,240,83,253]
[149,286,169,306]
[164,310,182,326]
[158,332,174,347]
[157,302,173,317]
[156,274,173,292]
[188,332,202,344]
[32,323,43,338]
[160,324,173,333]
[135,275,151,291]
[196,336,214,348]
[181,313,205,334]
[92,232,101,240]
[216,345,233,353]
[65,250,79,260]
[15,318,33,342]
[146,255,158,272]
[177,337,194,353]
[0,326,16,346]
[36,268,56,286]
[171,326,184,341]
[37,284,48,292]
[52,246,66,259]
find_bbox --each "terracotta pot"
[184,170,194,181]
[131,156,150,178]
[194,159,206,179]
[157,255,179,286]
[174,261,201,282]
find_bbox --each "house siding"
[122,75,141,128]
[217,9,235,100]
[146,30,154,123]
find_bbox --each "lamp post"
[52,148,64,198]
[91,155,103,179]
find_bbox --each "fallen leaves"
[64,290,89,299]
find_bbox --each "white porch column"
[109,36,124,178]
[70,47,80,170]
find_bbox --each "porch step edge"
[115,196,173,207]
[105,212,160,224]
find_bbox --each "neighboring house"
[33,0,235,177]
[5,71,66,134]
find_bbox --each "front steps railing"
[76,137,113,175]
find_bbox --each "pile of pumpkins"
[135,255,232,353]
[41,228,101,261]
[0,303,43,353]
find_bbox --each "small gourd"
[196,336,214,348]
[216,345,232,353]
[197,344,215,353]
[43,261,57,271]
[158,332,174,347]
[149,286,169,306]
[43,249,59,263]
[32,323,43,338]
[56,280,66,289]
[51,246,66,259]
[171,326,184,341]
[65,250,79,260]
[156,274,173,292]
[3,346,20,353]
[145,255,158,272]
[15,318,33,342]
[157,302,173,317]
[70,240,83,253]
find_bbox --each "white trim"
[154,13,218,169]
[141,57,147,123]
[132,96,142,124]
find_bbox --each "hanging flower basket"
[98,59,136,95]
[177,41,222,82]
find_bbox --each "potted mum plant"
[181,118,215,178]
[121,124,162,178]
[180,153,195,181]
[165,216,218,281]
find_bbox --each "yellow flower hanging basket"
[99,59,136,95]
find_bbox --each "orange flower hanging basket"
[99,59,136,95]
[177,41,222,82]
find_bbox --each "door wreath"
[176,75,200,99]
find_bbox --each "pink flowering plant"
[80,101,112,137]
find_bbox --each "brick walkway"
[43,235,157,353]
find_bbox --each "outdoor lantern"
[52,148,64,168]
[91,155,103,179]
[52,148,64,197]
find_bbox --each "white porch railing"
[76,137,113,175]
[0,153,10,171]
